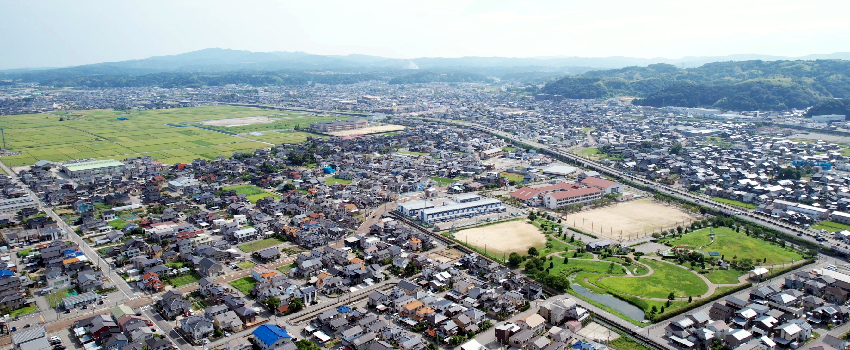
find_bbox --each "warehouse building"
[62,160,125,179]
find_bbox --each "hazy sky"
[2,0,849,69]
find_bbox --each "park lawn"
[812,220,850,233]
[500,172,525,183]
[597,259,708,299]
[704,268,746,284]
[631,263,650,276]
[564,251,595,259]
[326,177,353,185]
[168,272,202,287]
[230,277,258,296]
[667,227,803,265]
[109,220,128,230]
[237,261,257,269]
[538,237,573,257]
[711,197,757,209]
[239,238,284,252]
[550,258,626,275]
[10,305,38,318]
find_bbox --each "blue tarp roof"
[571,341,584,349]
[337,305,351,313]
[252,325,291,346]
[0,270,13,277]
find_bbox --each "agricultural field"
[0,106,318,167]
[223,184,282,203]
[665,227,803,265]
[191,111,339,133]
[240,131,313,144]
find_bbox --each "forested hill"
[541,60,850,111]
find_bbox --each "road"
[0,160,140,302]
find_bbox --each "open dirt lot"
[201,116,278,127]
[453,220,544,255]
[566,199,693,240]
[327,125,406,136]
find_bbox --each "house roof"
[253,324,291,346]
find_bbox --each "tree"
[290,297,303,312]
[563,257,569,264]
[265,296,281,309]
[669,142,683,154]
[282,183,296,191]
[549,262,554,269]
[668,292,675,300]
[688,296,693,303]
[295,340,321,350]
[508,253,523,267]
[528,247,539,256]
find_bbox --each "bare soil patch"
[454,220,545,255]
[327,125,406,136]
[567,199,693,240]
[201,116,278,127]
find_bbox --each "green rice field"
[0,106,329,167]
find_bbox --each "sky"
[1,0,849,69]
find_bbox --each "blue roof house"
[252,325,294,350]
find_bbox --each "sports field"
[665,227,803,265]
[0,106,324,167]
[567,199,693,240]
[454,220,545,254]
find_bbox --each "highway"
[414,117,847,256]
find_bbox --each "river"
[571,283,645,321]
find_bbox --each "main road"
[0,161,139,301]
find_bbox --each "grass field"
[278,263,296,274]
[223,184,281,203]
[712,197,757,209]
[429,176,458,185]
[237,261,257,270]
[575,148,601,158]
[704,268,746,284]
[812,220,850,233]
[239,238,284,252]
[666,227,803,265]
[500,172,525,183]
[230,277,258,296]
[598,259,709,298]
[609,337,651,350]
[168,272,202,287]
[9,305,38,318]
[0,106,320,167]
[109,220,128,230]
[550,258,627,275]
[326,177,353,185]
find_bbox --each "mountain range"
[5,48,850,75]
